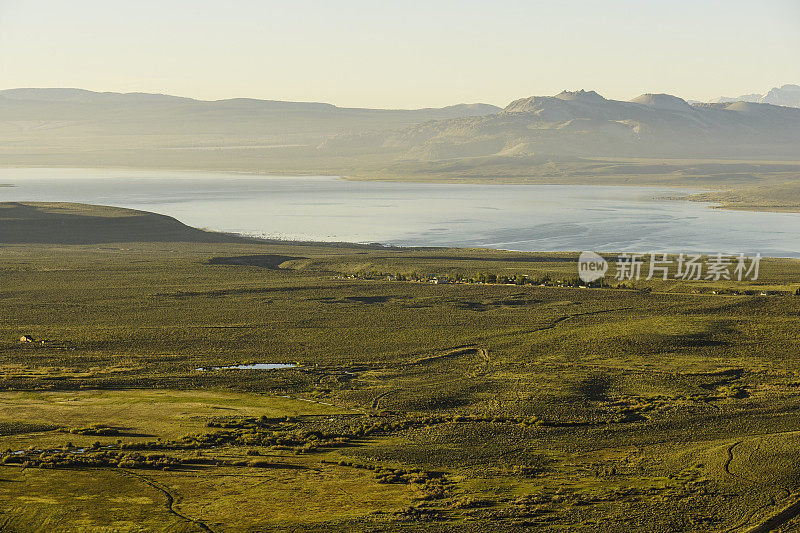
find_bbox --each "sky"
[1,0,799,109]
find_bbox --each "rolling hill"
[0,202,253,244]
[0,88,500,136]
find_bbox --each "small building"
[19,335,34,343]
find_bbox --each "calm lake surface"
[1,168,799,256]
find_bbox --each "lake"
[1,168,799,257]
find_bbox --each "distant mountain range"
[362,89,800,160]
[1,87,799,172]
[712,84,800,108]
[0,88,501,136]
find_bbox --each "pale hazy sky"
[1,0,799,108]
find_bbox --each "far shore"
[1,163,799,214]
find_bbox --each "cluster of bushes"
[509,465,547,478]
[64,424,121,436]
[665,386,748,404]
[201,415,459,454]
[333,414,588,442]
[602,395,676,423]
[323,459,449,504]
[481,495,547,519]
[464,492,603,520]
[349,415,454,437]
[450,496,494,509]
[606,396,670,412]
[377,467,429,484]
[1,449,183,470]
[393,505,441,522]
[714,384,749,399]
[324,459,432,484]
[0,446,283,471]
[451,414,543,426]
[353,413,584,433]
[450,413,591,428]
[175,427,347,453]
[329,413,576,439]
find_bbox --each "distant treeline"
[345,271,609,288]
[343,270,800,295]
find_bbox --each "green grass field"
[1,204,800,531]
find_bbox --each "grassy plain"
[1,204,800,531]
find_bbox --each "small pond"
[196,363,298,371]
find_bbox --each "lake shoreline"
[1,168,798,257]
[0,163,776,212]
[5,163,800,215]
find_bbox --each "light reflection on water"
[1,168,799,257]
[196,364,298,371]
